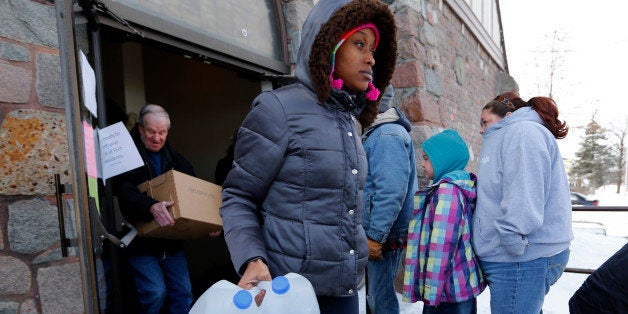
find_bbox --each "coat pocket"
[261,210,307,271]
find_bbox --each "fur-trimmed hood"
[294,0,398,128]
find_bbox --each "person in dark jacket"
[219,1,397,313]
[362,85,418,314]
[569,242,628,314]
[112,104,194,314]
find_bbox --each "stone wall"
[0,0,83,312]
[389,0,504,181]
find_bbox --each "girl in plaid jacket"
[403,129,485,313]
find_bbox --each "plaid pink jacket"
[403,173,486,306]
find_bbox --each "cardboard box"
[136,170,223,239]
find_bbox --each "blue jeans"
[366,248,404,314]
[127,250,193,314]
[481,249,570,314]
[423,298,477,314]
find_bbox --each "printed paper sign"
[79,50,98,118]
[98,122,143,180]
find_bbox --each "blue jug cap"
[233,290,253,309]
[271,276,290,295]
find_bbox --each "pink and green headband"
[330,23,381,100]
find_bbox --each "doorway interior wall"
[98,25,261,305]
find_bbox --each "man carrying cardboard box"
[112,104,194,313]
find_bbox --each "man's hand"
[150,201,175,226]
[368,238,384,261]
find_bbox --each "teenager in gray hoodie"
[473,92,573,313]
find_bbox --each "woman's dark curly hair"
[308,0,397,128]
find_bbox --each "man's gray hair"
[138,104,171,129]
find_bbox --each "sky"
[498,1,628,159]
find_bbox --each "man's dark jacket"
[112,125,194,255]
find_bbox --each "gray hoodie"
[473,106,573,262]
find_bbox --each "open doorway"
[99,25,261,305]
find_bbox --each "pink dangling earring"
[330,76,344,90]
[365,82,380,101]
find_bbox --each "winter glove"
[367,237,384,261]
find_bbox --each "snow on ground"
[574,186,628,238]
[360,186,628,314]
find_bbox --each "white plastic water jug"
[190,280,260,313]
[256,273,320,314]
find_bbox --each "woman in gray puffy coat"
[219,0,397,312]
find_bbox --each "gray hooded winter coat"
[220,0,397,297]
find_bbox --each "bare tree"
[546,30,567,99]
[519,30,569,98]
[607,119,628,193]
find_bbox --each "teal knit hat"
[420,129,469,182]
